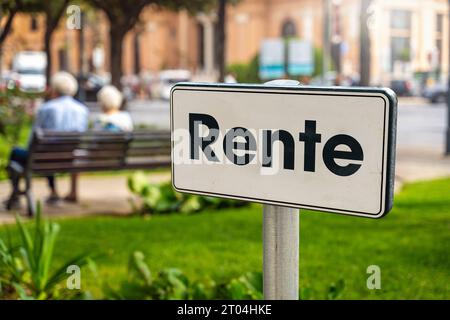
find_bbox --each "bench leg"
[65,173,79,202]
[5,169,21,211]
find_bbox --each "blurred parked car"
[157,69,191,100]
[11,51,47,93]
[422,82,448,103]
[390,79,413,97]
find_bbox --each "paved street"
[91,96,450,185]
[89,99,170,129]
[91,97,449,153]
[397,99,447,152]
[115,96,450,182]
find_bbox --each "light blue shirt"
[35,96,89,132]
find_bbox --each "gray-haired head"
[97,85,123,112]
[50,71,78,97]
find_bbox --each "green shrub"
[221,271,263,300]
[313,47,323,77]
[128,172,249,215]
[0,86,36,180]
[0,204,93,299]
[103,251,345,300]
[103,251,263,300]
[0,86,37,145]
[227,54,260,83]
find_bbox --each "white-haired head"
[50,71,78,96]
[97,85,123,112]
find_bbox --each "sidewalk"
[394,147,450,188]
[0,172,171,224]
[0,148,449,224]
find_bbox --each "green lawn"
[1,178,449,299]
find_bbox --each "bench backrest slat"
[29,130,171,174]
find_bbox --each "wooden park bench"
[6,129,171,216]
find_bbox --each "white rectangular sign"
[259,39,285,79]
[171,83,397,218]
[288,40,314,76]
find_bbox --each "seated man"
[6,71,88,208]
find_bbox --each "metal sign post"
[262,80,300,300]
[263,205,299,300]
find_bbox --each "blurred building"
[0,0,448,85]
[364,0,449,85]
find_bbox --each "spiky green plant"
[0,203,93,299]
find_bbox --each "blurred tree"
[42,0,70,85]
[89,0,215,89]
[0,1,21,47]
[359,0,371,86]
[14,0,70,85]
[216,0,241,82]
[0,1,24,76]
[216,0,226,82]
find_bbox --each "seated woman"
[94,85,133,132]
